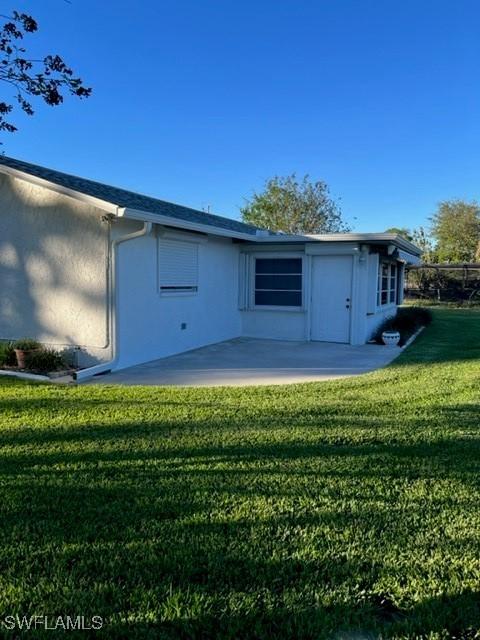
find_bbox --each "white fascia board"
[305,242,360,255]
[119,207,258,241]
[246,232,422,255]
[0,165,119,214]
[157,226,209,244]
[303,233,422,256]
[116,209,423,256]
[240,243,305,253]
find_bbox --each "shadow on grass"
[102,589,480,639]
[392,309,480,367]
[0,413,479,637]
[0,306,479,638]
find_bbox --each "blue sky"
[5,0,480,231]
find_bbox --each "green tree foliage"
[384,227,414,241]
[430,200,480,263]
[241,174,349,234]
[0,10,91,137]
[412,226,436,263]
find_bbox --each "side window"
[158,239,198,293]
[254,258,302,307]
[377,261,397,306]
[389,264,397,303]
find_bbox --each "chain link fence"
[405,264,480,304]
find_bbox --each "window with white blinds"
[158,239,199,293]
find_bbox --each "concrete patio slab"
[85,338,401,387]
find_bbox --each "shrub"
[374,306,432,345]
[25,348,66,373]
[0,341,16,367]
[12,338,42,351]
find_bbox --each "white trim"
[305,242,360,256]
[256,233,421,255]
[156,226,209,244]
[238,253,248,310]
[349,253,359,343]
[304,254,313,338]
[120,207,257,241]
[241,243,306,253]
[377,260,399,309]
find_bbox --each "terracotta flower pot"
[14,348,39,369]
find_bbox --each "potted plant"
[13,338,42,369]
[381,330,401,347]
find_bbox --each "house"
[0,156,421,380]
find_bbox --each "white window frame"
[377,260,398,308]
[158,238,199,297]
[250,253,304,311]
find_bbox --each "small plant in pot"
[12,338,41,369]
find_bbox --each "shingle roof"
[0,155,260,236]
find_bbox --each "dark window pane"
[381,264,389,277]
[161,286,198,291]
[255,290,302,306]
[381,291,388,304]
[389,290,396,303]
[255,258,302,274]
[255,274,302,291]
[391,264,397,277]
[382,277,388,290]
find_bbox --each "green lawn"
[0,309,479,639]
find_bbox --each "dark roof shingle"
[0,155,259,236]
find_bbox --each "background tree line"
[242,174,480,264]
[2,6,477,267]
[387,200,480,264]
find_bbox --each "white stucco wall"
[115,225,242,369]
[0,173,110,366]
[239,246,308,341]
[241,309,308,340]
[0,172,412,373]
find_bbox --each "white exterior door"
[311,255,353,343]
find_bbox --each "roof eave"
[242,232,422,256]
[119,207,258,241]
[0,161,422,256]
[302,233,421,256]
[0,163,119,214]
